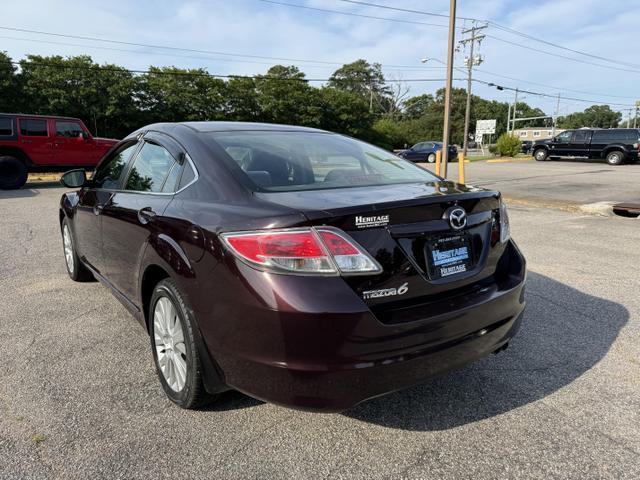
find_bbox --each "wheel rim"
[63,225,74,273]
[535,150,545,160]
[428,154,435,163]
[154,296,187,392]
[610,153,621,163]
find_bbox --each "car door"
[18,117,53,164]
[101,133,186,302]
[404,143,424,162]
[569,130,591,157]
[550,130,573,156]
[73,141,140,273]
[53,120,91,165]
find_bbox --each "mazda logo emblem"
[445,206,467,230]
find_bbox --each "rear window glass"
[20,119,48,136]
[0,118,12,136]
[592,130,639,142]
[208,131,438,192]
[125,142,177,192]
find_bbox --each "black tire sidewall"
[0,156,28,190]
[149,280,202,408]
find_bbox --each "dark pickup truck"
[532,128,640,165]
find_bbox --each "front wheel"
[534,149,548,161]
[61,218,94,281]
[150,279,212,409]
[606,150,624,165]
[427,153,436,163]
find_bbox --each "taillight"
[221,227,382,276]
[499,200,510,243]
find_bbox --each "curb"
[578,202,618,217]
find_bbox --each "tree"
[402,94,434,120]
[319,87,373,138]
[328,60,391,112]
[255,65,322,127]
[558,105,621,129]
[0,52,18,112]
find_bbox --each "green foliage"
[495,133,521,157]
[557,104,621,129]
[2,52,623,153]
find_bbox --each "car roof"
[176,121,331,134]
[0,112,82,121]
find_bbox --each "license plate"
[425,234,473,279]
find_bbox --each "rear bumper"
[201,241,526,412]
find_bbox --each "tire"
[427,153,436,163]
[0,156,28,190]
[150,278,212,409]
[605,150,624,165]
[61,218,94,282]
[533,149,548,161]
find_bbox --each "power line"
[257,0,454,29]
[486,35,640,75]
[7,60,458,83]
[331,0,640,70]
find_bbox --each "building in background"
[513,127,565,141]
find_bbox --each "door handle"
[21,140,32,144]
[138,207,157,225]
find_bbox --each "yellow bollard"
[457,152,465,184]
[435,150,442,176]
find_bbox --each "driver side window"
[556,131,572,142]
[92,142,139,189]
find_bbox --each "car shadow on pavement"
[0,182,62,199]
[343,272,628,431]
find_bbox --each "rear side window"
[56,121,84,138]
[125,142,177,193]
[0,118,13,136]
[93,143,138,189]
[593,130,638,142]
[178,162,196,190]
[20,119,48,136]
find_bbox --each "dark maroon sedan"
[59,122,526,412]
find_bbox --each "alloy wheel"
[63,225,74,273]
[153,296,188,392]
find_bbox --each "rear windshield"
[207,131,438,192]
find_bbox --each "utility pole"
[459,22,487,155]
[440,0,457,178]
[510,87,519,135]
[506,103,511,134]
[552,93,561,137]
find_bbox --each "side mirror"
[60,169,87,188]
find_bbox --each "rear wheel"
[61,218,94,282]
[150,278,212,409]
[0,156,28,190]
[533,149,548,161]
[606,150,624,165]
[427,153,436,163]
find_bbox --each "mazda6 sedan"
[59,122,526,411]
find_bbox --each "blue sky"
[2,0,639,119]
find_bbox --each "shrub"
[495,133,522,157]
[488,144,498,155]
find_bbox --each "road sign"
[476,119,496,135]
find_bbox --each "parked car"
[532,128,640,165]
[521,140,533,154]
[59,122,526,412]
[398,141,458,163]
[0,113,118,189]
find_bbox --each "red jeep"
[0,113,118,189]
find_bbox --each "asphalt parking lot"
[422,157,640,206]
[1,173,639,479]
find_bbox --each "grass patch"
[31,433,46,444]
